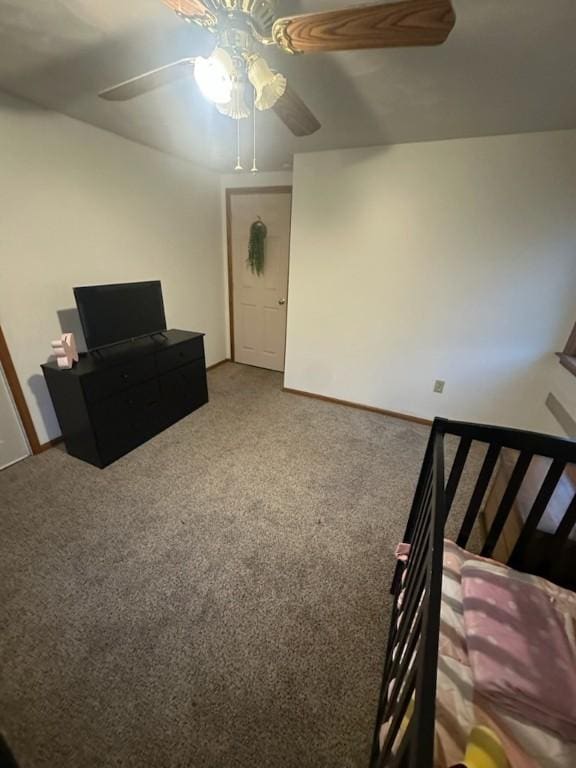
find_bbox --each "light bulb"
[194,48,234,105]
[217,79,250,120]
[247,56,286,111]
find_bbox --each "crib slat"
[457,443,500,548]
[394,560,428,658]
[548,492,576,581]
[481,451,533,557]
[390,730,410,768]
[508,459,566,568]
[374,579,402,755]
[407,495,432,574]
[379,665,417,765]
[392,459,432,596]
[385,585,425,697]
[383,611,423,723]
[401,525,431,618]
[406,476,432,568]
[387,526,430,691]
[445,437,472,517]
[404,435,434,542]
[405,477,433,571]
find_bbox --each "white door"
[230,190,291,371]
[0,364,30,470]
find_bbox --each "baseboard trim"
[281,387,432,426]
[36,437,64,453]
[206,357,232,371]
[206,358,231,371]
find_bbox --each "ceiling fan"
[100,0,455,160]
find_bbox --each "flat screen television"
[74,281,167,351]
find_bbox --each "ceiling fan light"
[194,48,235,105]
[248,56,287,111]
[216,79,250,120]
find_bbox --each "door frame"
[0,326,38,456]
[225,185,293,364]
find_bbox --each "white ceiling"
[1,0,575,172]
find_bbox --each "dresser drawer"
[82,355,156,403]
[159,360,208,423]
[92,380,161,445]
[91,379,163,464]
[156,337,204,374]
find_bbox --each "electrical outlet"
[433,380,445,394]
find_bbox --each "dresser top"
[41,329,204,376]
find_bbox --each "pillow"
[461,559,576,742]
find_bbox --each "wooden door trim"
[0,326,39,455]
[225,186,292,363]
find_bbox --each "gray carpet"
[0,363,437,768]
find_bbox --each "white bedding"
[436,540,576,768]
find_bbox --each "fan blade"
[99,58,196,101]
[161,0,217,25]
[273,84,321,137]
[272,0,455,54]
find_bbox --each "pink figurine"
[51,333,79,369]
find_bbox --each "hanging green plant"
[247,217,267,276]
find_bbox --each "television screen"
[74,281,167,351]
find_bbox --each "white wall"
[285,131,576,432]
[220,171,293,191]
[0,92,226,444]
[219,171,292,357]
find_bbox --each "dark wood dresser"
[42,329,208,468]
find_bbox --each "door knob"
[278,298,286,305]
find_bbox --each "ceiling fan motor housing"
[218,0,277,38]
[181,0,277,40]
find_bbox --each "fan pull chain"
[251,91,258,174]
[234,118,243,171]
